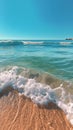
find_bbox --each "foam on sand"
[0,66,73,125]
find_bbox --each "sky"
[0,0,73,39]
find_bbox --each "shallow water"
[0,40,73,80]
[0,40,73,124]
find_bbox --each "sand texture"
[0,90,73,130]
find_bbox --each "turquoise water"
[0,40,73,124]
[0,40,73,81]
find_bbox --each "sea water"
[0,40,73,124]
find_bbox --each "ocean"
[0,40,73,125]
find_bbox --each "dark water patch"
[0,86,14,97]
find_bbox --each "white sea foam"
[60,42,72,45]
[0,40,13,43]
[22,41,43,44]
[0,66,73,125]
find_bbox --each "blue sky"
[0,0,73,39]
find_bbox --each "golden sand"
[0,90,73,130]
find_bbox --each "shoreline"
[0,90,73,130]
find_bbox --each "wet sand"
[0,90,73,130]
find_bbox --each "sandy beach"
[0,89,73,130]
[1,0,73,128]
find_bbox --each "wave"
[22,41,44,44]
[0,66,73,125]
[0,40,72,46]
[59,42,72,45]
[0,40,23,46]
[0,40,13,43]
[0,40,73,45]
[0,40,44,46]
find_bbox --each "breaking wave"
[22,41,44,44]
[0,66,73,125]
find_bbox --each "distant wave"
[59,42,72,45]
[22,41,44,44]
[0,40,13,43]
[0,40,44,44]
[0,40,72,45]
[0,40,22,46]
